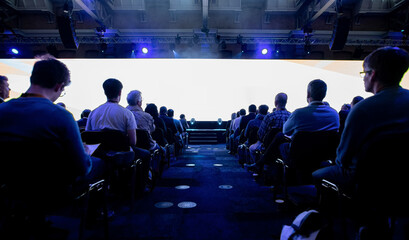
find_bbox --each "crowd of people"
[225,46,409,239]
[1,46,409,239]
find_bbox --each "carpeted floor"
[53,144,304,240]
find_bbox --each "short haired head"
[81,109,91,118]
[30,55,71,89]
[127,90,142,106]
[364,46,409,86]
[103,78,123,99]
[275,92,288,108]
[168,109,174,117]
[351,96,364,107]
[258,104,269,115]
[180,114,185,119]
[307,79,327,101]
[248,104,257,113]
[239,108,246,116]
[145,103,158,118]
[0,75,10,99]
[159,106,167,115]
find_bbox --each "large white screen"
[1,58,408,121]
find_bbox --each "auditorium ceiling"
[1,0,409,59]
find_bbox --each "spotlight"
[142,47,148,54]
[10,48,19,55]
[261,48,268,55]
[190,118,196,125]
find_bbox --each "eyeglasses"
[60,88,66,97]
[359,70,372,78]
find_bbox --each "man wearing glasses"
[312,47,409,238]
[0,55,103,190]
[313,46,409,187]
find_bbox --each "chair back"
[263,127,281,147]
[0,137,75,211]
[355,130,409,216]
[288,130,340,183]
[135,129,151,150]
[81,129,130,156]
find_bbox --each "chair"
[81,130,138,211]
[0,138,107,240]
[273,131,340,206]
[319,130,409,239]
[135,129,151,151]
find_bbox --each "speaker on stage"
[57,15,79,49]
[329,16,350,51]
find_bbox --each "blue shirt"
[336,86,409,169]
[0,97,92,178]
[283,101,339,137]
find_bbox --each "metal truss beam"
[3,36,409,47]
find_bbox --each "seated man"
[248,79,339,173]
[244,104,269,147]
[126,90,161,152]
[0,55,103,201]
[77,108,91,131]
[86,79,151,187]
[248,93,291,163]
[159,106,178,144]
[313,46,409,194]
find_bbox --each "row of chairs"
[0,128,178,240]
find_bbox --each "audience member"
[145,103,168,147]
[313,46,409,193]
[338,103,351,133]
[228,109,246,154]
[77,109,91,130]
[179,114,190,132]
[0,75,10,103]
[248,79,339,172]
[159,106,178,144]
[126,90,161,151]
[86,78,151,184]
[0,56,103,196]
[239,104,257,134]
[248,93,291,163]
[244,104,269,146]
[351,95,364,107]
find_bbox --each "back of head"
[275,92,288,108]
[159,106,167,115]
[248,104,257,113]
[127,90,142,106]
[81,109,91,118]
[180,114,185,119]
[145,103,158,117]
[30,55,71,89]
[168,109,174,117]
[308,79,327,101]
[258,104,269,115]
[0,75,8,83]
[364,46,409,86]
[351,96,364,107]
[239,108,246,116]
[103,78,123,99]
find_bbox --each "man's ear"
[54,83,64,92]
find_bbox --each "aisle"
[106,144,294,240]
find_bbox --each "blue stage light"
[11,48,19,54]
[142,47,148,54]
[261,48,268,55]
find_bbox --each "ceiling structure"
[1,0,409,59]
